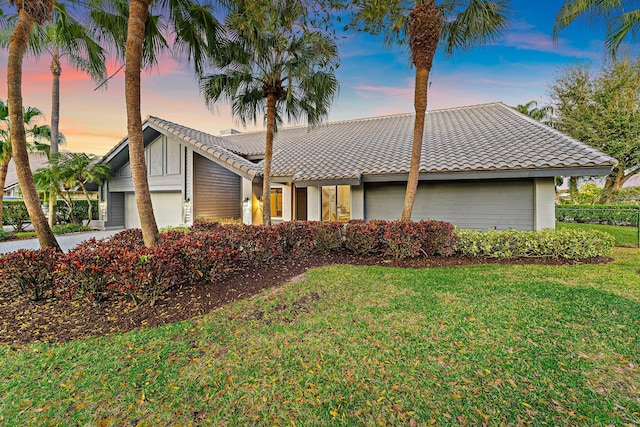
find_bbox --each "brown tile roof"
[3,153,50,191]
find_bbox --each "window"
[321,185,350,222]
[270,188,283,218]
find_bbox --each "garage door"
[364,180,534,230]
[124,192,183,229]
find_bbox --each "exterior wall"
[350,184,365,220]
[193,153,241,220]
[108,135,183,193]
[534,178,556,230]
[306,186,321,221]
[364,180,536,230]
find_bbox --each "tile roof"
[3,153,50,191]
[222,102,616,182]
[146,116,263,178]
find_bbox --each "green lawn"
[1,249,639,426]
[557,221,639,248]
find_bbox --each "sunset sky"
[0,0,624,155]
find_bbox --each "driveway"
[0,229,123,254]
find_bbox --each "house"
[3,153,50,197]
[96,102,616,231]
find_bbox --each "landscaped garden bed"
[0,221,614,346]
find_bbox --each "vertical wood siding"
[364,180,535,230]
[193,153,241,220]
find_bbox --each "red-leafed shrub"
[189,221,222,233]
[177,231,242,283]
[55,238,123,302]
[344,220,384,255]
[0,248,58,301]
[108,228,144,249]
[417,220,457,256]
[275,221,316,256]
[309,222,344,253]
[225,225,284,266]
[381,220,424,260]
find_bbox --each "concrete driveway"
[0,229,123,254]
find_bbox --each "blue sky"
[0,0,619,155]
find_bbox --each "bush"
[556,204,640,226]
[225,224,284,266]
[416,220,458,256]
[344,220,383,255]
[381,220,425,260]
[54,238,121,302]
[55,199,98,224]
[0,248,58,301]
[454,228,614,259]
[51,223,91,235]
[3,200,30,232]
[275,221,316,256]
[189,221,222,233]
[310,222,344,254]
[0,229,10,241]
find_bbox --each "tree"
[92,0,221,246]
[338,0,510,221]
[549,57,640,202]
[57,153,112,222]
[200,0,339,225]
[6,0,60,250]
[514,100,555,126]
[554,0,639,55]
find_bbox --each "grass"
[1,249,639,426]
[557,221,639,248]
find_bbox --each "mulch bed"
[0,253,611,347]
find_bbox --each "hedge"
[2,199,99,230]
[556,204,640,226]
[0,221,614,307]
[454,228,615,259]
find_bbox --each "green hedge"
[2,199,99,230]
[556,204,640,226]
[454,228,615,259]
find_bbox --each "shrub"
[0,249,58,301]
[189,221,222,233]
[108,228,144,249]
[56,199,98,224]
[416,220,458,256]
[51,223,91,235]
[310,222,344,254]
[54,239,122,302]
[344,220,383,255]
[381,220,424,260]
[275,221,316,256]
[3,200,30,232]
[177,231,242,284]
[556,204,640,226]
[225,224,284,266]
[454,228,614,259]
[0,229,10,241]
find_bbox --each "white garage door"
[124,192,183,229]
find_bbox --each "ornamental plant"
[0,248,57,301]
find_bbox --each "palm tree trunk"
[401,67,430,221]
[78,181,93,222]
[126,0,158,247]
[262,93,277,226]
[8,10,60,250]
[0,156,10,227]
[48,45,61,228]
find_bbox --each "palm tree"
[514,100,554,126]
[92,0,222,246]
[201,0,339,225]
[554,0,637,55]
[57,153,112,222]
[1,2,107,227]
[6,0,59,249]
[0,101,54,227]
[344,0,510,220]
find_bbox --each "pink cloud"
[503,31,599,59]
[354,84,413,98]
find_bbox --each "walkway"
[0,229,122,254]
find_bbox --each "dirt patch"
[0,252,611,346]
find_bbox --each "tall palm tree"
[92,0,222,246]
[554,0,638,55]
[1,2,107,227]
[201,0,339,225]
[6,0,59,249]
[344,0,510,220]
